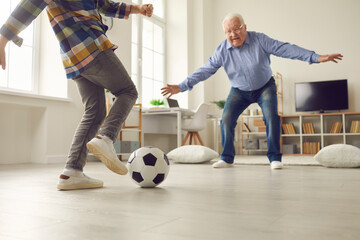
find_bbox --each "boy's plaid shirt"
[0,0,131,79]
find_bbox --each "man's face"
[224,17,247,48]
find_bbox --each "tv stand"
[281,112,360,155]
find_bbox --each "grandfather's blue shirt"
[179,31,320,92]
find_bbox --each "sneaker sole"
[212,164,234,168]
[57,182,103,190]
[271,166,283,170]
[87,141,128,175]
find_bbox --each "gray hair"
[222,13,245,31]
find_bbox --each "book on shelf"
[291,123,296,134]
[329,121,342,133]
[302,122,315,134]
[281,124,287,134]
[303,142,320,154]
[257,126,266,132]
[253,118,265,127]
[350,120,360,133]
[281,123,296,134]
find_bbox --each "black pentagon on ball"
[132,172,144,183]
[164,154,170,165]
[153,173,165,184]
[143,153,157,166]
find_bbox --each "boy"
[0,0,153,190]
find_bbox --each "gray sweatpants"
[65,49,138,171]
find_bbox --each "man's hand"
[132,4,153,17]
[0,35,9,70]
[161,84,180,99]
[318,53,343,63]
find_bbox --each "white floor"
[233,154,320,166]
[0,157,359,240]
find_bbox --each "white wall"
[38,13,67,98]
[166,0,189,109]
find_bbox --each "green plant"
[150,99,165,106]
[212,100,226,109]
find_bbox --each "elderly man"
[161,13,342,169]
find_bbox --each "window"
[0,0,37,93]
[131,0,165,108]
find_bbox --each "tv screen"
[295,79,348,113]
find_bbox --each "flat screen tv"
[295,79,348,113]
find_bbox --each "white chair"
[181,103,210,146]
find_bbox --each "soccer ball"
[127,146,170,188]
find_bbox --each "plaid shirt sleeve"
[97,0,132,19]
[0,0,52,47]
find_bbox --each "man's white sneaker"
[87,136,128,175]
[57,174,103,190]
[271,161,283,170]
[212,160,234,168]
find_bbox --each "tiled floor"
[0,159,359,240]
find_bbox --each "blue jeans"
[220,78,282,163]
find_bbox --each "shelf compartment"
[301,115,321,134]
[323,135,344,147]
[345,114,360,133]
[345,135,360,148]
[323,115,343,134]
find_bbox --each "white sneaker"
[212,160,234,168]
[271,161,283,170]
[87,136,128,175]
[57,174,103,190]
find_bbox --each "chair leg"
[182,132,190,146]
[193,132,198,145]
[183,132,204,146]
[195,132,204,146]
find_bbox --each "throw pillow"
[314,144,360,168]
[167,145,219,163]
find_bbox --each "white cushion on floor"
[314,144,360,168]
[167,145,219,163]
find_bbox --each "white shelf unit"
[281,112,360,155]
[117,104,142,160]
[240,115,267,155]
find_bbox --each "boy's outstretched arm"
[0,0,50,48]
[98,1,153,19]
[131,4,154,17]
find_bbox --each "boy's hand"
[0,35,8,70]
[139,4,153,17]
